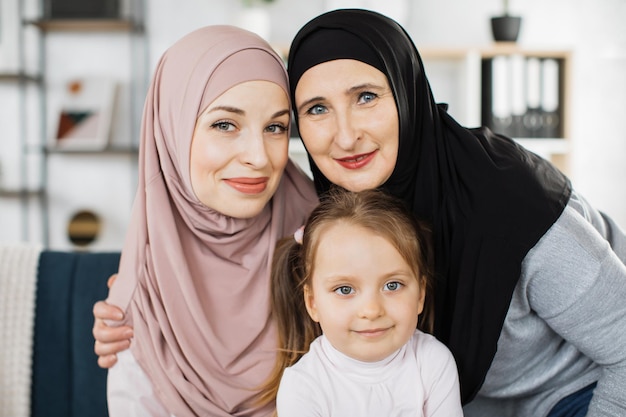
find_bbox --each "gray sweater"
[463,191,626,417]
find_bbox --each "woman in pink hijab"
[105,25,318,416]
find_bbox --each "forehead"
[312,221,390,259]
[208,80,288,105]
[310,221,417,282]
[295,59,389,96]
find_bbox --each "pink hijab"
[107,26,318,416]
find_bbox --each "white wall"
[2,0,625,249]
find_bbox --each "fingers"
[92,300,132,343]
[93,274,125,370]
[94,336,131,355]
[93,324,132,369]
[97,353,119,369]
[107,273,118,289]
[93,318,133,343]
[92,299,133,368]
[93,300,124,322]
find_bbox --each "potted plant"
[491,0,522,42]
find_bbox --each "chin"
[338,179,382,193]
[226,206,265,219]
[238,198,273,219]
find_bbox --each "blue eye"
[384,281,402,291]
[334,286,354,296]
[266,123,287,134]
[358,92,377,104]
[307,104,327,115]
[212,121,235,131]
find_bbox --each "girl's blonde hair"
[258,187,435,406]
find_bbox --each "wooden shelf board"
[0,188,45,197]
[420,44,572,60]
[46,145,139,154]
[480,44,572,59]
[0,73,41,82]
[27,19,140,32]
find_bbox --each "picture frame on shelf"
[52,77,117,151]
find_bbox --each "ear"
[416,276,426,316]
[303,284,320,323]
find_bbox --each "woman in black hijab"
[287,8,626,417]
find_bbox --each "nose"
[333,109,360,151]
[240,131,269,167]
[358,291,384,320]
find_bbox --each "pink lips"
[355,328,388,338]
[335,150,377,170]
[224,177,269,194]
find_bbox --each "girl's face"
[304,221,425,362]
[190,80,290,219]
[294,59,399,192]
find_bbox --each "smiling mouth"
[335,150,376,169]
[355,327,389,338]
[224,177,269,194]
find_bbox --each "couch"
[1,247,120,417]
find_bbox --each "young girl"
[264,188,463,417]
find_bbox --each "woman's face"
[190,80,290,218]
[295,59,399,192]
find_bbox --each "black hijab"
[288,8,571,403]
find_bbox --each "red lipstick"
[335,150,377,170]
[224,177,269,194]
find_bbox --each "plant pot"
[491,15,522,42]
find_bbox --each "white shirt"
[276,330,463,417]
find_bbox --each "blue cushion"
[32,251,120,417]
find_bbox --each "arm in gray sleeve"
[526,199,626,417]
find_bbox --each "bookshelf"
[420,43,572,173]
[33,17,146,248]
[0,0,147,247]
[0,1,45,242]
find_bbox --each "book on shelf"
[481,55,563,139]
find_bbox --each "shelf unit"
[420,43,572,173]
[39,15,146,249]
[1,0,147,248]
[0,0,45,242]
[0,71,44,217]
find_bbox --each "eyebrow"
[205,106,290,119]
[206,105,244,115]
[296,97,324,115]
[348,82,384,93]
[272,109,291,118]
[296,82,385,114]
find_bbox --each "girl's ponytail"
[257,235,321,407]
